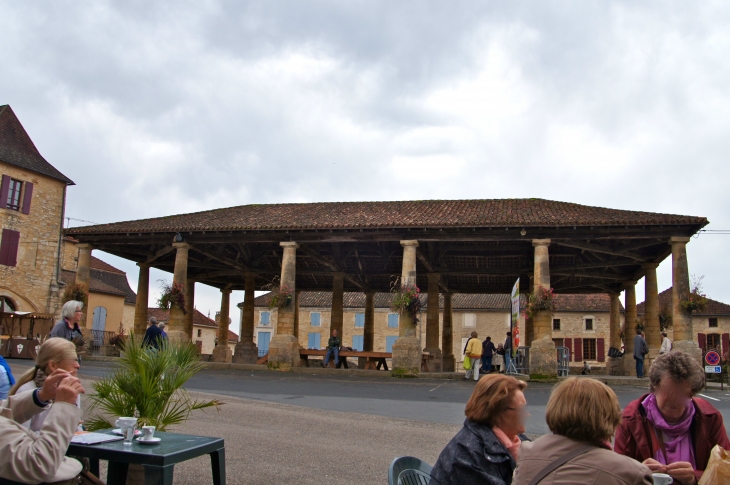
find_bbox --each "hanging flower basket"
[526,287,555,318]
[62,283,88,308]
[390,283,422,325]
[157,280,187,314]
[269,285,293,309]
[680,275,708,313]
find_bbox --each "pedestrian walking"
[464,332,482,381]
[481,336,496,373]
[633,328,648,378]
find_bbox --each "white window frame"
[463,313,476,328]
[259,311,271,326]
[583,315,596,333]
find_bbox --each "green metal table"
[67,430,225,485]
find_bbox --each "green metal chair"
[388,456,433,485]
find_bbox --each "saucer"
[136,437,161,444]
[112,429,142,436]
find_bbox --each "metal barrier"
[258,349,268,357]
[557,346,570,376]
[90,330,115,354]
[514,346,530,375]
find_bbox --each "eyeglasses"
[75,310,83,313]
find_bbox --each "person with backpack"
[481,336,496,374]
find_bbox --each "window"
[463,313,476,327]
[260,311,270,325]
[386,336,398,352]
[310,312,321,327]
[552,319,561,331]
[583,339,597,360]
[352,335,364,351]
[6,179,22,211]
[707,333,721,351]
[710,318,718,328]
[197,329,202,337]
[585,318,594,331]
[553,338,564,348]
[355,313,365,328]
[387,314,399,328]
[0,296,15,312]
[308,332,321,349]
[0,229,20,267]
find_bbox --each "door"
[352,335,364,351]
[258,331,271,357]
[92,307,107,347]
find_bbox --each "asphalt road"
[8,359,730,436]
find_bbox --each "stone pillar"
[670,237,702,364]
[164,242,191,342]
[133,262,150,338]
[529,239,557,378]
[442,292,455,372]
[423,273,442,372]
[233,272,259,364]
[212,288,233,362]
[331,273,345,338]
[75,244,93,294]
[392,240,422,376]
[623,282,638,376]
[643,262,661,366]
[183,278,195,340]
[607,292,623,375]
[293,289,301,340]
[268,242,300,369]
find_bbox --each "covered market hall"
[64,198,708,377]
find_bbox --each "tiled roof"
[61,269,127,298]
[637,288,730,316]
[62,257,137,304]
[147,308,238,342]
[0,105,74,184]
[91,256,125,274]
[65,199,706,234]
[251,291,615,312]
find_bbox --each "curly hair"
[649,350,705,394]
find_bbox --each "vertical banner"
[511,278,520,348]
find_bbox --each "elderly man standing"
[0,369,86,483]
[465,331,482,381]
[143,317,163,349]
[633,328,649,378]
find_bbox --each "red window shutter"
[574,338,583,362]
[21,182,33,215]
[698,333,707,353]
[564,338,573,362]
[597,338,606,362]
[722,334,730,359]
[0,175,10,209]
[0,229,20,267]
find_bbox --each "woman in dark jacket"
[431,374,529,485]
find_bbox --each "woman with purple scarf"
[615,351,730,484]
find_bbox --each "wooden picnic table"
[299,349,391,370]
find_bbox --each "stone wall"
[122,303,135,333]
[0,162,65,315]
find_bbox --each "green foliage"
[85,335,221,431]
[157,280,187,314]
[526,287,555,318]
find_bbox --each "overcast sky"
[2,1,729,335]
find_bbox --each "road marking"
[699,393,720,401]
[429,385,442,392]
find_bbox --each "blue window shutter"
[311,312,320,326]
[315,333,321,349]
[308,333,315,349]
[386,336,398,353]
[261,312,270,325]
[352,335,364,351]
[355,313,365,328]
[388,314,399,328]
[21,182,33,215]
[0,176,9,209]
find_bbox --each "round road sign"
[705,350,721,366]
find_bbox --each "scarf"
[642,393,696,468]
[0,356,15,385]
[492,426,521,461]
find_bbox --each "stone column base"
[606,356,624,376]
[442,354,455,372]
[211,344,233,363]
[670,340,703,367]
[624,355,638,376]
[232,341,259,364]
[166,330,191,345]
[268,335,301,370]
[529,338,557,378]
[422,347,443,372]
[392,337,421,376]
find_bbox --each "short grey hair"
[649,351,705,395]
[149,317,157,325]
[158,323,165,330]
[61,300,83,319]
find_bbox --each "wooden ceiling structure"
[65,199,708,295]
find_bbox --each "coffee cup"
[115,417,137,428]
[141,426,156,441]
[652,473,673,485]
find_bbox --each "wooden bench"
[299,349,391,370]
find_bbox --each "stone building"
[0,104,74,318]
[147,308,238,355]
[638,287,730,358]
[252,292,619,368]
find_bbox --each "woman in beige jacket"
[513,378,652,485]
[0,369,85,484]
